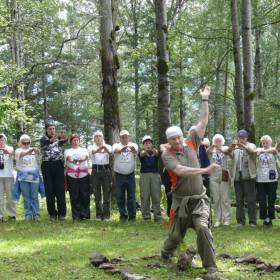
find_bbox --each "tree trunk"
[276,29,280,89]
[222,52,229,136]
[155,0,170,145]
[131,0,140,144]
[241,0,255,142]
[231,0,244,130]
[99,0,120,145]
[7,0,25,138]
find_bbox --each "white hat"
[120,130,129,136]
[93,131,103,138]
[0,133,7,143]
[202,137,210,147]
[165,126,183,139]
[142,135,152,143]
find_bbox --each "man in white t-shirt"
[88,131,112,221]
[0,133,16,222]
[113,130,138,222]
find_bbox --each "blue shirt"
[138,152,159,173]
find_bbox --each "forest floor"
[1,193,280,280]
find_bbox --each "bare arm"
[172,163,220,177]
[194,85,210,139]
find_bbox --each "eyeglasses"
[22,142,30,145]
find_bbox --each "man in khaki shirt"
[161,86,221,279]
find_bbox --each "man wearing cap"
[40,123,68,220]
[161,86,221,278]
[229,129,257,226]
[113,130,138,222]
[88,131,112,221]
[138,135,161,222]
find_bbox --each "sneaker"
[33,215,40,221]
[50,215,57,221]
[8,216,16,221]
[223,221,230,226]
[58,215,66,221]
[249,222,257,227]
[103,218,110,222]
[214,222,221,227]
[96,217,102,221]
[161,250,170,261]
[236,223,245,227]
[263,218,272,226]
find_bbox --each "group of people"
[0,124,162,223]
[0,85,279,279]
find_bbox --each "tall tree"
[231,0,245,130]
[99,0,120,144]
[241,0,255,141]
[154,0,170,145]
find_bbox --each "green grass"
[1,194,280,280]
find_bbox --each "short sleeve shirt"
[161,131,204,196]
[256,152,278,182]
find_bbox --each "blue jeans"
[115,172,136,220]
[20,181,40,219]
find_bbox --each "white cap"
[165,126,183,139]
[120,130,129,136]
[142,135,152,143]
[0,133,7,143]
[202,137,210,147]
[93,131,103,138]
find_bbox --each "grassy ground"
[1,193,280,280]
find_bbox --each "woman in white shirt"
[0,133,16,222]
[15,134,42,221]
[65,134,90,220]
[256,135,278,226]
[207,134,231,227]
[88,131,112,221]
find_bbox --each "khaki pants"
[140,173,161,221]
[162,197,217,269]
[0,177,16,218]
[210,177,231,224]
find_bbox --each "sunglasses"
[22,142,30,145]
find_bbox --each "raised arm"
[194,85,210,139]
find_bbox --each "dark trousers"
[41,160,66,217]
[91,169,112,219]
[162,169,172,217]
[257,182,278,220]
[115,172,136,220]
[67,175,90,220]
[234,179,256,225]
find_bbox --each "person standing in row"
[65,134,90,221]
[14,134,44,221]
[113,130,138,222]
[256,135,278,226]
[0,134,16,222]
[138,135,161,222]
[40,123,68,220]
[207,134,231,227]
[88,131,112,221]
[229,129,257,226]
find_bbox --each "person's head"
[237,129,248,145]
[212,134,225,148]
[166,126,184,151]
[0,134,7,148]
[119,130,129,145]
[70,134,80,148]
[93,131,104,145]
[45,123,56,138]
[260,135,272,149]
[142,135,153,151]
[19,134,31,149]
[201,138,210,147]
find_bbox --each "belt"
[92,164,110,171]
